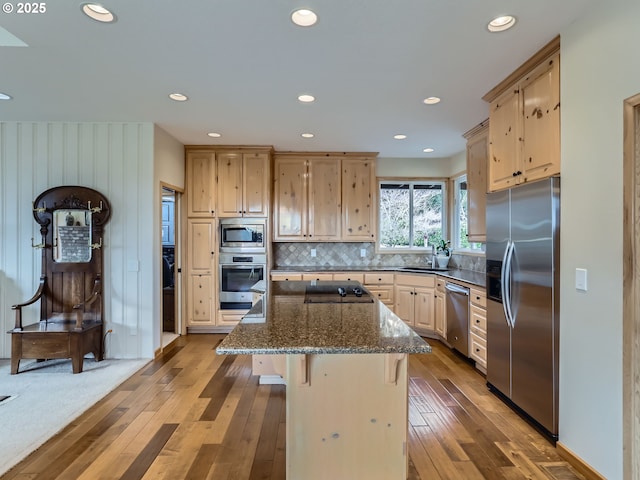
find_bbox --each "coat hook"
[87,200,103,213]
[31,237,45,249]
[89,237,103,249]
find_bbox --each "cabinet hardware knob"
[512,172,518,177]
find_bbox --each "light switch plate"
[575,268,588,291]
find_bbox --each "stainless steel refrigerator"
[486,177,559,441]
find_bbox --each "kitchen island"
[217,281,431,480]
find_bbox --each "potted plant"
[435,239,451,268]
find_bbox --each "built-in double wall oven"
[219,218,267,310]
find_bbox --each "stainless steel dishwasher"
[445,282,470,356]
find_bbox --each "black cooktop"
[304,282,374,304]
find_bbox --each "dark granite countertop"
[270,266,486,288]
[216,281,432,356]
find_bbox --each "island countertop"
[216,281,431,356]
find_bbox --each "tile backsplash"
[272,242,485,273]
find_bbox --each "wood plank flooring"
[1,334,585,480]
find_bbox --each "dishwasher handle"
[445,283,469,295]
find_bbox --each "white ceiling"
[0,0,597,158]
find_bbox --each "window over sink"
[378,180,446,251]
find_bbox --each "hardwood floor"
[1,334,585,480]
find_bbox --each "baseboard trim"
[154,347,162,360]
[556,442,606,480]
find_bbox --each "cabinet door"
[186,151,216,216]
[274,157,308,241]
[435,292,446,338]
[188,273,214,326]
[186,219,215,326]
[466,125,488,242]
[342,158,376,241]
[414,287,435,331]
[488,88,522,192]
[243,152,270,217]
[217,152,243,217]
[394,286,415,326]
[521,53,560,183]
[308,158,341,240]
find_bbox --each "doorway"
[161,186,181,348]
[623,92,640,479]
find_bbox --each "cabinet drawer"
[366,286,394,304]
[470,332,487,367]
[470,287,486,307]
[333,272,364,283]
[364,273,394,285]
[470,304,487,338]
[395,273,435,288]
[271,272,303,281]
[302,273,334,282]
[217,310,245,327]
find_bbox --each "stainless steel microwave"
[219,218,266,253]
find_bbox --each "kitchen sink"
[397,266,448,272]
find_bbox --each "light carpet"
[0,356,149,476]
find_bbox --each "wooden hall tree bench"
[9,186,111,374]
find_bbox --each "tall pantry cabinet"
[184,146,272,332]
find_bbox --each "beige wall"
[377,155,464,178]
[559,1,640,477]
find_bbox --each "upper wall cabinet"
[484,36,560,192]
[217,151,271,217]
[185,146,272,218]
[273,152,377,242]
[342,158,376,241]
[186,151,216,217]
[463,120,488,243]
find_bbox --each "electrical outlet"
[360,248,366,258]
[311,248,317,257]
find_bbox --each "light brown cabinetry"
[463,121,488,242]
[186,151,216,217]
[273,153,377,242]
[469,286,487,371]
[341,158,376,241]
[434,278,447,339]
[484,37,560,192]
[364,273,395,307]
[394,274,435,333]
[186,219,216,328]
[217,151,271,217]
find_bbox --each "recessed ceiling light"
[207,132,221,138]
[298,94,315,103]
[423,96,441,105]
[488,15,517,32]
[394,134,407,140]
[301,133,314,138]
[423,148,435,153]
[80,3,116,23]
[0,92,12,100]
[291,9,318,27]
[169,93,188,102]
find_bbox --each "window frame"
[376,179,447,253]
[451,172,484,254]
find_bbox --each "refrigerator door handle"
[500,241,512,327]
[504,241,516,328]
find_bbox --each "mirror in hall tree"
[54,209,92,263]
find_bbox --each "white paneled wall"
[0,122,155,359]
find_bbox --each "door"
[488,88,521,192]
[308,158,341,240]
[217,152,243,217]
[394,286,414,326]
[274,157,308,240]
[187,219,215,326]
[414,287,435,330]
[342,158,375,241]
[486,188,511,396]
[509,177,558,434]
[243,152,270,217]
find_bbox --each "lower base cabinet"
[434,278,446,339]
[393,274,435,334]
